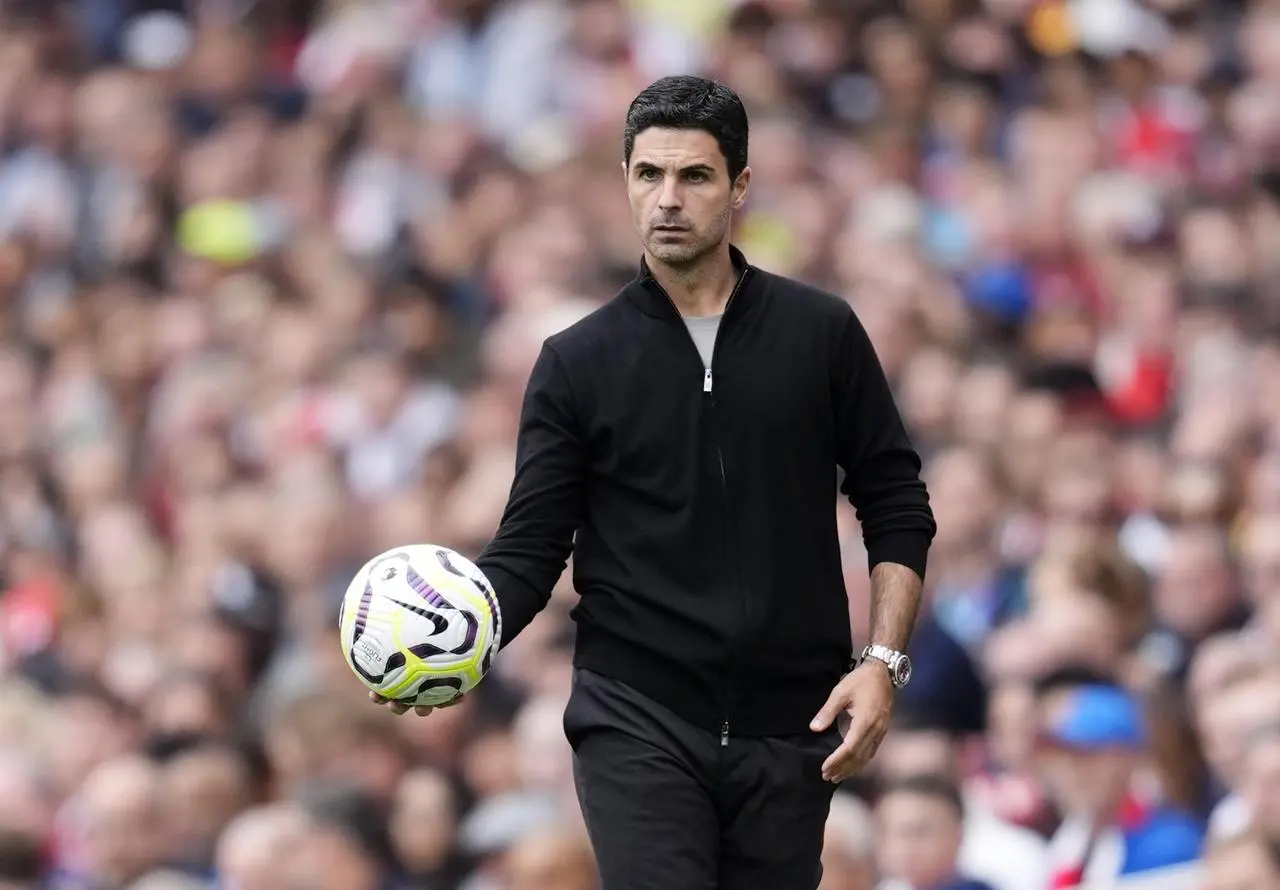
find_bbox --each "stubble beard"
[645,235,712,268]
[644,207,733,270]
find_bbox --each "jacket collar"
[626,244,753,319]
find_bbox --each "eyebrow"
[632,161,717,176]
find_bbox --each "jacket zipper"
[649,267,749,748]
[711,379,731,748]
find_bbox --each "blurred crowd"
[0,0,1279,889]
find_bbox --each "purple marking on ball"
[353,579,375,641]
[406,566,478,652]
[437,548,501,641]
[405,566,450,608]
[475,577,501,640]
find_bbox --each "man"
[873,774,996,890]
[289,782,405,890]
[50,757,166,890]
[1037,681,1203,887]
[820,795,877,890]
[1208,719,1280,842]
[375,75,936,888]
[873,711,1050,890]
[505,824,599,890]
[213,803,309,890]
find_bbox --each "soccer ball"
[338,544,502,707]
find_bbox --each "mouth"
[652,225,689,233]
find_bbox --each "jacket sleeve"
[834,309,936,580]
[476,343,587,647]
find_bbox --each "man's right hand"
[369,690,465,716]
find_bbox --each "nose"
[657,175,682,212]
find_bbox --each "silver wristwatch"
[860,644,913,689]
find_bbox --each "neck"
[646,243,737,318]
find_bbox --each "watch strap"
[863,644,904,664]
[859,644,911,688]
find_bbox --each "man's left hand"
[810,659,896,783]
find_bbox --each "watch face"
[894,655,913,688]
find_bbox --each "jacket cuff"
[866,530,932,581]
[475,562,541,651]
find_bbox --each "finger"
[830,746,871,783]
[388,701,409,715]
[822,715,879,780]
[822,732,859,781]
[414,705,434,716]
[369,691,387,703]
[828,725,886,783]
[810,690,849,732]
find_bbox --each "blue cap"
[963,263,1033,322]
[1044,684,1147,751]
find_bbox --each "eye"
[638,168,661,181]
[685,170,709,183]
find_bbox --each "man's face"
[1154,528,1235,641]
[78,759,164,885]
[922,446,998,551]
[1037,745,1135,821]
[875,791,963,889]
[391,770,455,873]
[1198,678,1280,785]
[162,749,252,861]
[624,127,748,268]
[874,729,957,782]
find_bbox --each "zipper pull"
[703,369,713,393]
[720,721,729,747]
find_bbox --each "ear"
[731,166,752,210]
[621,160,629,182]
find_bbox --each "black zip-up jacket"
[476,246,936,738]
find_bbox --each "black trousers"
[564,669,841,890]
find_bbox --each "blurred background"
[0,0,1278,888]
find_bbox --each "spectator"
[873,773,995,890]
[291,781,402,890]
[502,825,597,890]
[874,712,1050,890]
[52,756,166,890]
[157,741,254,879]
[1037,680,1204,885]
[213,803,309,890]
[820,794,876,890]
[1210,720,1280,843]
[389,768,468,888]
[1199,663,1280,839]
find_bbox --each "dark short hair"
[623,76,749,181]
[297,780,395,864]
[876,773,965,820]
[0,828,43,881]
[890,706,961,738]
